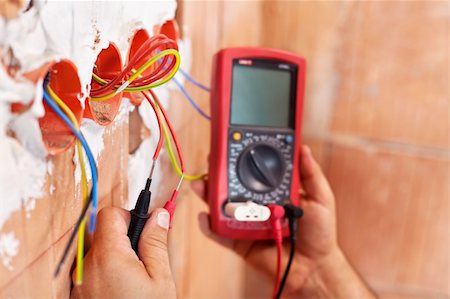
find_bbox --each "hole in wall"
[39,60,83,155]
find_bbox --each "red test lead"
[267,204,285,299]
[163,174,185,226]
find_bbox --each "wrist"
[297,246,345,298]
[300,246,377,299]
[316,246,346,278]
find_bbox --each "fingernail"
[157,211,170,230]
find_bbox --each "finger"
[300,145,334,205]
[93,207,131,243]
[191,179,208,203]
[83,229,93,254]
[138,208,172,280]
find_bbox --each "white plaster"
[173,37,192,86]
[113,98,135,128]
[0,0,177,271]
[8,80,47,159]
[127,138,164,211]
[47,160,54,175]
[0,232,20,271]
[0,106,47,229]
[73,99,135,185]
[72,118,106,184]
[0,65,35,104]
[49,184,56,195]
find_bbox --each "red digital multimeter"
[208,48,306,240]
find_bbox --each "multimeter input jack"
[224,201,271,222]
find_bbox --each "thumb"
[300,145,334,205]
[138,208,172,280]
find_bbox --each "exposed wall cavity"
[0,0,177,271]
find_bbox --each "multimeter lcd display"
[230,60,296,129]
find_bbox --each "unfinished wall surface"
[0,1,179,297]
[0,1,448,299]
[175,1,449,298]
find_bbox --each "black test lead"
[275,204,304,299]
[127,160,156,254]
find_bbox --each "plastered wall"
[0,1,182,297]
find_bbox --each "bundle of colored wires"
[90,34,180,102]
[90,32,206,181]
[43,83,98,283]
[46,86,89,284]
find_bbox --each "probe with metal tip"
[163,174,185,226]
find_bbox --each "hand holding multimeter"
[208,47,306,240]
[74,46,375,299]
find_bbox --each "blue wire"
[42,88,99,233]
[179,68,210,92]
[156,53,210,119]
[173,77,211,120]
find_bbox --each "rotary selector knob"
[237,143,285,193]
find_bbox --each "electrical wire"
[178,68,210,92]
[276,237,295,299]
[144,90,206,181]
[90,33,205,180]
[273,236,283,299]
[47,86,88,284]
[173,76,211,120]
[141,91,164,162]
[43,88,98,277]
[91,49,180,101]
[275,204,303,298]
[154,53,210,120]
[90,33,180,101]
[267,204,285,299]
[90,34,177,96]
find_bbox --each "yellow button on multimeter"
[232,131,242,141]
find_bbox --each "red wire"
[91,35,173,95]
[146,89,185,172]
[273,239,283,299]
[268,204,285,299]
[90,34,178,97]
[142,91,163,161]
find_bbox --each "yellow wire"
[91,46,202,178]
[153,101,205,181]
[47,86,88,285]
[90,49,180,102]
